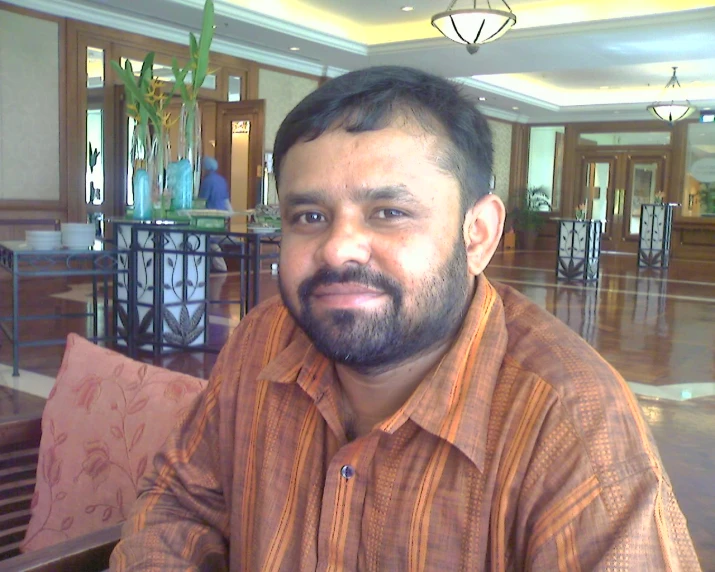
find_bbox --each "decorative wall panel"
[487,119,512,204]
[0,9,60,201]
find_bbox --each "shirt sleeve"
[110,367,229,571]
[528,466,701,571]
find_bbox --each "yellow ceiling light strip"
[226,0,715,45]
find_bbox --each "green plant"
[171,0,215,106]
[698,183,715,215]
[510,186,552,231]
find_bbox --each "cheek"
[279,240,313,289]
[378,237,448,288]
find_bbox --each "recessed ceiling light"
[512,106,519,110]
[478,96,486,101]
[599,86,609,90]
[401,6,414,11]
[289,47,300,51]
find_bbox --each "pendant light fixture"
[431,0,516,55]
[647,67,696,123]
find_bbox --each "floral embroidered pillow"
[22,334,207,552]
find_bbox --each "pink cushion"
[22,334,207,552]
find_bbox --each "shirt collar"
[256,276,508,472]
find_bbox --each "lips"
[310,282,385,309]
[313,283,382,297]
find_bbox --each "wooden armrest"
[0,523,121,572]
[0,413,42,449]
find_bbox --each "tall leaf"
[193,0,215,93]
[111,61,136,108]
[139,52,155,86]
[189,33,199,65]
[172,57,191,102]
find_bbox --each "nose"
[317,217,371,268]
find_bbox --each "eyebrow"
[282,185,422,209]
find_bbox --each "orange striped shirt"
[111,277,701,571]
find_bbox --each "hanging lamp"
[647,67,696,123]
[431,0,516,55]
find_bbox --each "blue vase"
[132,169,152,220]
[168,159,193,211]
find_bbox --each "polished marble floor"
[1,251,714,567]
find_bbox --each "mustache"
[298,266,402,301]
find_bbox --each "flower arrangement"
[654,191,665,205]
[574,202,587,220]
[110,0,215,216]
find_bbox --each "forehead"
[279,125,456,197]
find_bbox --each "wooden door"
[579,153,619,251]
[215,101,266,212]
[579,151,669,253]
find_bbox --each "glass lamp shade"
[647,103,695,123]
[647,67,696,123]
[431,8,516,45]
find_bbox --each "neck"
[336,339,452,439]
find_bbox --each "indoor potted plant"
[509,186,551,251]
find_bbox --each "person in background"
[199,157,231,211]
[111,66,700,571]
[199,157,230,271]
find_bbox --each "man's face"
[278,124,474,373]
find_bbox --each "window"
[86,47,104,205]
[527,126,564,211]
[86,108,104,205]
[120,57,217,91]
[578,132,671,146]
[228,76,242,101]
[682,123,715,218]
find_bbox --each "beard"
[279,237,472,375]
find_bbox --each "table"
[112,221,280,356]
[555,219,603,282]
[0,241,123,376]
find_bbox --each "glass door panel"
[624,156,666,239]
[580,156,616,248]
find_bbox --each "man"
[199,156,231,271]
[199,156,231,211]
[111,67,700,571]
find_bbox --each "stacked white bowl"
[25,230,62,250]
[61,223,96,249]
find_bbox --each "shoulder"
[221,296,300,367]
[492,282,658,479]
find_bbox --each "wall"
[258,69,318,204]
[0,9,60,201]
[487,119,512,204]
[258,69,318,152]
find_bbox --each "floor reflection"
[2,250,715,567]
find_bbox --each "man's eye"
[295,212,326,224]
[375,208,406,219]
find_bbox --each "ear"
[463,194,506,276]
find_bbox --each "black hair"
[273,65,494,211]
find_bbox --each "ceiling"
[14,0,715,123]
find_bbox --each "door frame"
[578,149,670,253]
[215,101,266,210]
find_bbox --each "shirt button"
[340,465,355,480]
